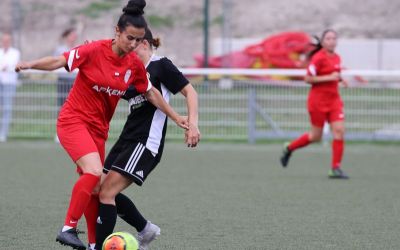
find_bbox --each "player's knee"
[84,166,103,177]
[98,189,108,202]
[309,133,322,142]
[311,137,322,142]
[332,127,345,139]
[333,131,345,140]
[98,188,116,204]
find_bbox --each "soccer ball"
[102,232,139,250]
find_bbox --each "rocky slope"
[1,0,399,66]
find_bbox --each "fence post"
[248,87,257,144]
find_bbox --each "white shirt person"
[0,33,21,142]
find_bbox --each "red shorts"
[57,121,106,166]
[307,94,344,128]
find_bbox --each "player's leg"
[331,120,345,168]
[280,111,324,167]
[84,193,99,250]
[113,192,160,250]
[95,171,133,250]
[84,136,106,249]
[327,100,348,179]
[101,138,147,232]
[0,84,5,141]
[95,140,139,249]
[115,193,147,231]
[57,153,102,250]
[329,120,348,179]
[96,142,160,250]
[64,153,103,228]
[0,84,16,141]
[56,124,103,249]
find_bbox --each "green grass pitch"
[1,141,400,249]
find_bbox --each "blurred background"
[3,1,400,249]
[1,0,400,66]
[1,0,400,142]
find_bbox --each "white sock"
[61,225,74,232]
[89,243,96,250]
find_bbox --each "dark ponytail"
[117,0,147,31]
[307,29,336,59]
[143,27,161,49]
[61,28,76,39]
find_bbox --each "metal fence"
[1,69,400,142]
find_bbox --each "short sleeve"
[63,43,95,72]
[159,58,189,94]
[122,86,137,100]
[307,56,323,76]
[131,59,152,94]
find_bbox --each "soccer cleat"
[328,168,349,179]
[280,142,292,168]
[56,228,86,250]
[137,221,161,250]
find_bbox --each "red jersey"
[306,48,341,94]
[59,39,151,139]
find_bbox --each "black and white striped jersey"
[118,55,189,158]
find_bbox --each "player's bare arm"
[145,87,188,130]
[180,84,200,147]
[15,55,66,72]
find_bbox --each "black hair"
[117,0,147,31]
[308,29,337,59]
[143,27,161,49]
[61,28,76,39]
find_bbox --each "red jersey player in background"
[280,29,349,179]
[15,1,187,249]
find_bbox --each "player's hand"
[340,79,349,88]
[175,116,189,130]
[185,123,200,148]
[15,62,31,72]
[330,72,341,81]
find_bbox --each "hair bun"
[123,0,146,15]
[152,37,161,49]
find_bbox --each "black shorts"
[104,140,159,186]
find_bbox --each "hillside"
[1,0,399,66]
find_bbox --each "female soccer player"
[15,1,187,249]
[94,27,200,250]
[280,29,349,179]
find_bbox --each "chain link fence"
[2,70,400,142]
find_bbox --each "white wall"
[381,40,400,70]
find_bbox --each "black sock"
[115,193,147,232]
[95,203,117,250]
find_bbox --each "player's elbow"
[180,84,196,96]
[144,88,161,106]
[304,76,313,84]
[53,56,67,70]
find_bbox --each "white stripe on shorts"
[125,144,145,174]
[126,145,145,174]
[125,143,141,173]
